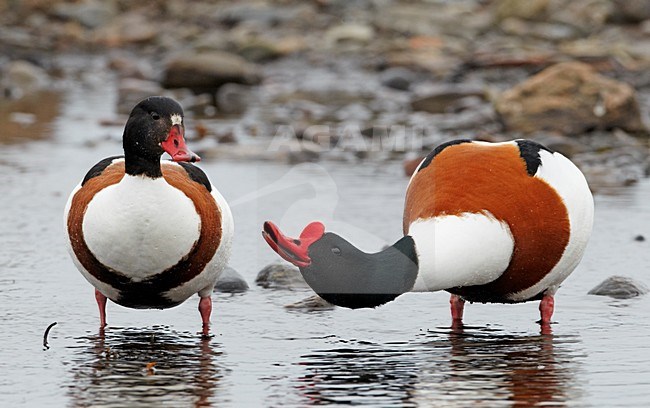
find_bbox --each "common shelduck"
[64,96,233,335]
[263,139,594,326]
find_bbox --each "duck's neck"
[302,235,419,309]
[124,154,163,178]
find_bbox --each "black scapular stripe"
[516,140,553,176]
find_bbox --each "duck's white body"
[65,96,234,334]
[65,158,233,308]
[409,213,514,293]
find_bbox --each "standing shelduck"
[263,139,593,325]
[64,97,233,335]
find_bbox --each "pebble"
[379,67,416,91]
[255,263,308,289]
[588,276,649,299]
[214,266,249,293]
[285,294,335,311]
[325,23,374,46]
[610,0,650,23]
[411,85,486,114]
[494,0,550,21]
[216,83,255,115]
[51,0,117,29]
[2,60,49,99]
[93,12,159,46]
[161,51,262,91]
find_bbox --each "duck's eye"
[150,112,161,120]
[331,247,341,256]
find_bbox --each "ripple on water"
[290,325,585,407]
[64,326,228,407]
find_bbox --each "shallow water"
[1,82,650,407]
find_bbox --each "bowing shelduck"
[64,97,233,335]
[263,139,593,325]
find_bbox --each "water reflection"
[66,326,225,407]
[296,325,582,407]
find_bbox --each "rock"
[193,29,231,53]
[634,235,645,242]
[217,131,237,144]
[374,3,491,39]
[2,60,49,99]
[285,294,335,310]
[237,39,284,63]
[93,12,158,46]
[500,18,579,41]
[117,78,164,115]
[216,83,255,115]
[380,67,416,91]
[107,53,155,80]
[51,0,117,29]
[588,276,649,299]
[571,132,649,188]
[495,0,550,21]
[547,0,611,34]
[214,266,249,293]
[495,62,647,135]
[411,85,486,114]
[255,263,308,289]
[161,51,261,92]
[325,23,374,46]
[609,0,650,23]
[216,3,308,27]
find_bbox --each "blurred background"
[1,0,649,188]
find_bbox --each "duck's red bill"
[262,221,325,268]
[162,124,200,162]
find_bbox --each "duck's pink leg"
[199,296,212,336]
[95,289,107,328]
[539,294,555,325]
[450,294,465,322]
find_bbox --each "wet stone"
[255,263,308,289]
[588,276,649,299]
[380,67,416,91]
[285,294,335,311]
[216,83,255,115]
[609,0,650,24]
[495,62,647,135]
[214,266,249,293]
[2,60,50,99]
[411,85,486,114]
[325,23,374,47]
[161,51,262,92]
[494,0,550,21]
[51,0,117,29]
